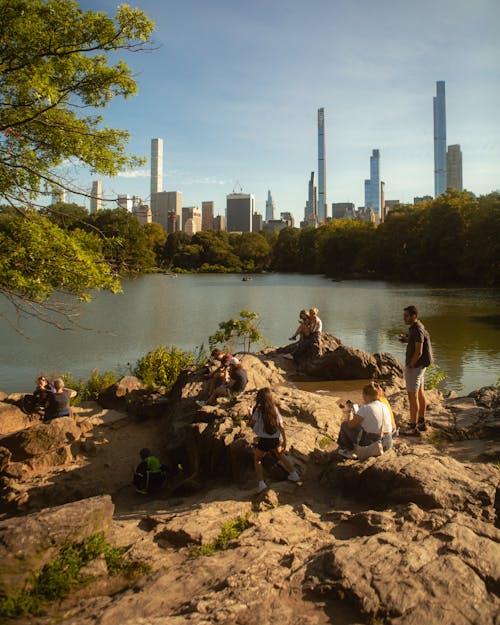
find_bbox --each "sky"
[68,0,500,222]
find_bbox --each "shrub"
[192,514,251,556]
[133,346,200,390]
[62,369,119,405]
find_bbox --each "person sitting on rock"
[22,375,56,416]
[198,361,248,406]
[293,307,323,362]
[133,448,167,494]
[43,377,77,422]
[289,309,311,341]
[247,387,300,492]
[372,381,398,436]
[337,382,393,459]
[203,349,239,399]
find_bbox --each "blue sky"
[71,0,500,222]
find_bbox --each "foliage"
[192,514,251,556]
[425,364,447,390]
[62,368,119,404]
[427,429,448,451]
[133,346,202,390]
[0,532,150,620]
[317,436,334,449]
[209,310,265,352]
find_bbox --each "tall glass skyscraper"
[265,190,275,221]
[318,108,327,223]
[433,81,447,197]
[364,149,380,215]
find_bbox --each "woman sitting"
[337,382,393,459]
[289,309,311,341]
[308,307,323,336]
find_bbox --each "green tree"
[0,0,153,319]
[39,202,89,230]
[272,227,301,271]
[209,310,265,352]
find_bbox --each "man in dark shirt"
[399,305,433,435]
[202,362,248,406]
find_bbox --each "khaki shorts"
[405,366,426,392]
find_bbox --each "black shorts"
[257,437,281,452]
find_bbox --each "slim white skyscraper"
[90,180,102,214]
[265,190,275,221]
[433,81,447,197]
[318,108,327,223]
[150,138,163,196]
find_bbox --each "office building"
[182,206,201,233]
[201,201,214,231]
[304,171,317,226]
[317,108,327,223]
[332,202,356,220]
[414,195,433,205]
[226,193,254,232]
[433,81,447,197]
[214,215,226,231]
[90,180,102,214]
[263,219,289,234]
[280,212,294,227]
[150,138,163,197]
[447,144,463,191]
[252,212,263,232]
[364,149,381,216]
[132,203,152,225]
[150,190,182,232]
[117,194,132,211]
[265,190,275,221]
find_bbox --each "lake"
[1,274,499,394]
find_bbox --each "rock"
[0,445,11,471]
[97,375,144,410]
[79,553,108,578]
[468,386,500,409]
[0,494,114,596]
[323,447,499,521]
[0,417,81,462]
[0,402,33,436]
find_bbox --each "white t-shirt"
[357,400,392,435]
[252,408,283,439]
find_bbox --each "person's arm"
[347,406,363,429]
[408,341,423,367]
[64,388,77,398]
[278,423,286,450]
[247,405,256,427]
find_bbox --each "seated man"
[197,349,239,406]
[133,448,167,494]
[43,378,77,422]
[200,362,248,406]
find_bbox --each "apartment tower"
[150,138,163,197]
[226,193,254,232]
[317,108,327,223]
[364,149,381,216]
[433,81,447,197]
[446,144,463,191]
[90,180,102,214]
[265,190,276,221]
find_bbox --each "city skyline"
[59,1,499,222]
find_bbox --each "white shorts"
[405,366,426,392]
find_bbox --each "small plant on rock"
[192,513,251,557]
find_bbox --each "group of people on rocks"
[30,376,77,422]
[288,307,324,361]
[195,348,248,407]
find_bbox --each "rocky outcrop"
[270,332,404,380]
[97,375,144,411]
[0,402,34,436]
[0,494,114,597]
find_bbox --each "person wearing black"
[203,362,248,405]
[399,305,433,435]
[44,378,76,422]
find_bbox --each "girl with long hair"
[248,387,300,492]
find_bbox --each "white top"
[357,400,392,435]
[311,317,323,333]
[252,408,283,439]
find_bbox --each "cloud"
[117,168,150,178]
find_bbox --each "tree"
[0,0,154,321]
[209,310,265,352]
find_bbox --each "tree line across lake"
[1,190,499,300]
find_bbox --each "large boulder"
[0,402,34,436]
[0,494,114,596]
[323,445,499,522]
[97,375,144,411]
[0,417,81,462]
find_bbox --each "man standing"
[399,305,433,435]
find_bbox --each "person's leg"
[416,369,427,429]
[206,384,227,405]
[254,448,268,491]
[274,447,293,472]
[337,421,361,450]
[407,391,418,424]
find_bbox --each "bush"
[133,346,200,390]
[192,514,251,556]
[62,369,119,405]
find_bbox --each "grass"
[0,532,150,620]
[318,436,334,449]
[426,429,448,451]
[192,514,251,557]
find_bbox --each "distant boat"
[242,276,252,282]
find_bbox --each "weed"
[62,369,118,405]
[427,429,448,451]
[0,532,150,620]
[133,345,203,390]
[192,514,251,557]
[318,436,334,449]
[425,364,446,390]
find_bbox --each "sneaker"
[417,419,427,432]
[136,489,148,495]
[400,425,419,436]
[337,448,354,459]
[195,400,206,408]
[257,480,268,493]
[287,471,300,482]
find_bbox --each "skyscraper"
[433,81,447,197]
[150,138,163,197]
[446,144,463,191]
[226,193,254,232]
[150,190,182,232]
[265,190,275,221]
[306,171,317,225]
[90,180,102,214]
[202,201,214,231]
[317,108,327,223]
[364,149,381,216]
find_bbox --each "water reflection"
[0,274,498,394]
